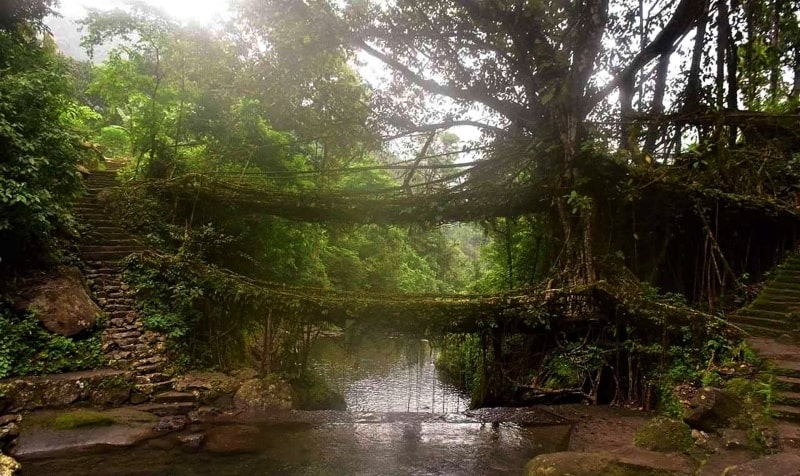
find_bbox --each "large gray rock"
[233,375,292,413]
[723,453,800,475]
[13,266,101,336]
[683,387,742,432]
[0,453,20,476]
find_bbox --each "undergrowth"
[0,303,103,380]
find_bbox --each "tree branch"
[355,38,530,123]
[589,0,708,109]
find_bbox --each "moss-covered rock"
[50,410,115,430]
[174,371,240,407]
[233,374,292,412]
[634,417,693,453]
[290,373,346,411]
[683,387,743,432]
[525,451,675,476]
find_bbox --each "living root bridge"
[126,252,711,337]
[121,173,555,225]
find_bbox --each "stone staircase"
[74,160,173,400]
[732,254,800,442]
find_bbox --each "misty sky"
[54,0,232,24]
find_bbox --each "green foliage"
[96,125,130,158]
[0,28,83,260]
[0,305,103,379]
[633,417,694,453]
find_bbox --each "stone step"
[761,288,800,298]
[737,308,795,321]
[749,301,800,313]
[733,315,797,331]
[84,263,122,271]
[135,363,166,374]
[739,324,790,338]
[135,373,173,385]
[80,245,144,253]
[80,250,134,261]
[767,280,800,292]
[107,330,141,339]
[89,226,130,234]
[775,391,800,406]
[74,205,108,213]
[775,376,800,393]
[134,379,176,396]
[87,233,136,241]
[105,308,135,316]
[153,391,197,404]
[773,404,800,423]
[108,311,135,320]
[773,360,800,379]
[134,401,194,417]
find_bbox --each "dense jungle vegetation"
[1,0,800,411]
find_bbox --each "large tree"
[237,0,711,284]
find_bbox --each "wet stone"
[179,433,205,449]
[153,415,187,433]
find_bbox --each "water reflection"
[309,335,469,413]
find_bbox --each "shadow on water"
[19,334,572,475]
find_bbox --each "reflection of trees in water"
[309,331,467,412]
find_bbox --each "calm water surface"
[19,335,570,475]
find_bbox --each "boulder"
[723,453,800,475]
[174,372,240,407]
[719,428,749,450]
[0,453,20,476]
[633,416,693,453]
[684,387,742,432]
[525,451,678,476]
[233,375,292,413]
[13,266,100,336]
[231,368,259,381]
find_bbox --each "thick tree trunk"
[685,11,708,111]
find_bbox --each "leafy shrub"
[0,30,83,261]
[0,305,103,379]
